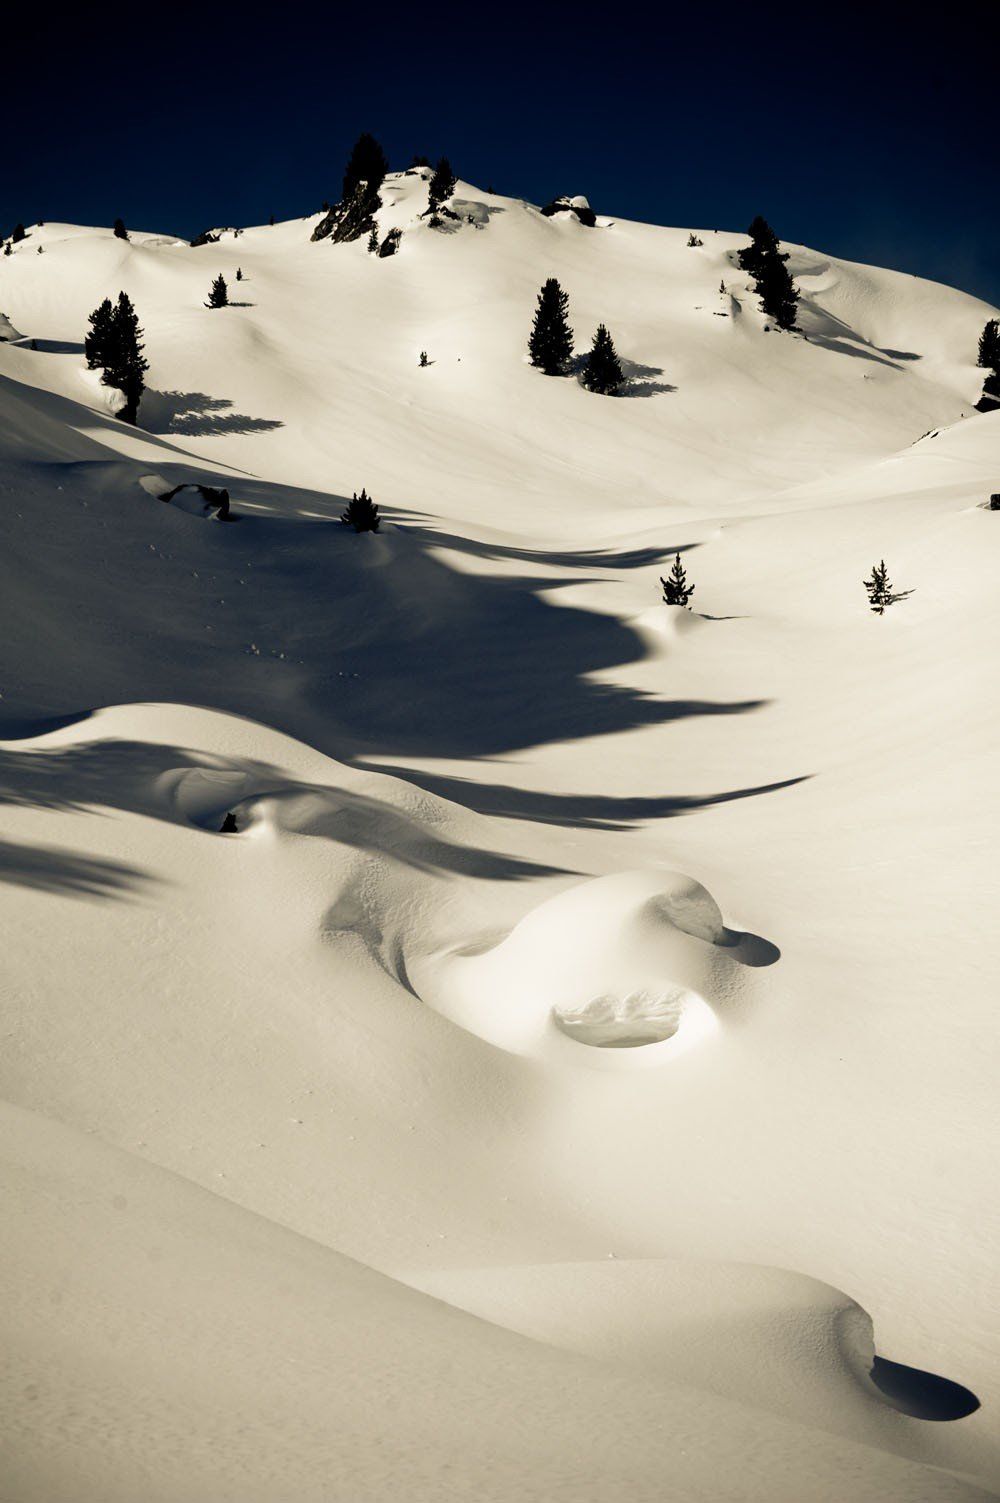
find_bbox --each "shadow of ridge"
[22,338,85,354]
[870,1356,980,1421]
[0,741,572,884]
[141,389,283,436]
[396,515,698,572]
[0,836,154,901]
[351,767,810,831]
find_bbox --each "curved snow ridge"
[411,869,778,1060]
[409,1257,982,1466]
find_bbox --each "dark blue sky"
[6,4,997,305]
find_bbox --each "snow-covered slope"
[0,173,998,1501]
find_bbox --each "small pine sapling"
[661,553,695,607]
[113,218,129,241]
[863,560,895,615]
[236,267,243,281]
[341,488,380,533]
[687,232,704,246]
[419,350,428,367]
[367,225,379,253]
[206,274,229,308]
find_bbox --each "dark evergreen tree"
[341,488,380,533]
[581,324,625,394]
[84,297,116,370]
[236,266,243,281]
[103,291,149,425]
[11,223,26,243]
[205,274,229,308]
[756,248,799,330]
[428,157,456,210]
[687,232,704,247]
[367,225,379,253]
[269,213,275,226]
[660,553,695,608]
[978,319,1000,372]
[419,350,428,367]
[409,154,431,168]
[342,133,389,203]
[3,243,10,257]
[113,217,129,241]
[863,560,895,615]
[528,278,574,375]
[737,215,779,280]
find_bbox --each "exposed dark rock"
[311,185,381,245]
[540,196,597,228]
[159,483,231,520]
[378,228,402,258]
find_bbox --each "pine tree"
[428,157,456,210]
[419,350,428,367]
[11,223,26,243]
[236,266,243,281]
[205,275,229,308]
[660,553,695,607]
[85,297,116,370]
[3,243,10,257]
[581,324,624,394]
[977,319,1000,372]
[367,225,379,253]
[737,215,779,280]
[528,278,574,375]
[342,133,389,203]
[687,232,703,247]
[756,248,799,330]
[103,292,149,425]
[863,560,894,615]
[113,217,129,241]
[341,488,380,533]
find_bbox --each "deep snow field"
[1,167,999,1501]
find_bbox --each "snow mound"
[0,311,25,342]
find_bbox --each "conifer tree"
[863,560,894,615]
[528,278,574,375]
[428,157,456,210]
[236,266,243,281]
[367,225,379,253]
[341,488,380,533]
[113,217,129,241]
[3,243,10,257]
[205,275,229,308]
[737,215,779,280]
[978,319,1000,372]
[660,553,695,607]
[419,350,428,367]
[757,248,799,330]
[342,133,389,203]
[11,223,26,243]
[581,324,625,394]
[85,297,116,370]
[101,292,149,425]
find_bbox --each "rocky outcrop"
[540,195,597,228]
[311,185,381,245]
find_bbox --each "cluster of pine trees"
[84,292,148,424]
[528,279,626,394]
[738,217,799,330]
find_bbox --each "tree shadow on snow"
[0,743,571,884]
[141,389,284,436]
[0,836,156,902]
[22,338,85,355]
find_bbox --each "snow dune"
[0,174,998,1499]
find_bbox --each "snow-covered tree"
[581,324,624,394]
[205,275,229,308]
[863,560,895,614]
[429,157,456,211]
[529,278,574,375]
[661,553,695,607]
[341,488,380,533]
[113,218,129,241]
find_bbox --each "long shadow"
[0,836,154,901]
[395,513,696,572]
[348,768,810,830]
[22,338,85,355]
[141,389,284,436]
[0,370,799,811]
[0,742,570,884]
[870,1356,979,1421]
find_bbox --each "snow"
[0,174,997,1500]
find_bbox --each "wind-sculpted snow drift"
[0,173,998,1500]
